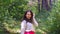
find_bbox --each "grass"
[0,31,41,34]
[0,29,42,34]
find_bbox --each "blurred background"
[0,0,60,34]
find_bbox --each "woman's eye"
[28,14,30,15]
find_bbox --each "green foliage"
[0,0,60,34]
[0,0,28,33]
[35,0,60,34]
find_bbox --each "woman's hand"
[33,13,35,18]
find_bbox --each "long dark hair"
[23,10,33,23]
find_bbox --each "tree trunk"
[38,0,40,12]
[42,0,51,11]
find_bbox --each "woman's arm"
[33,17,38,27]
[33,13,38,27]
[20,20,26,34]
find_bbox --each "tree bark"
[38,0,40,12]
[42,0,51,11]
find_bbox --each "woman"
[21,10,38,34]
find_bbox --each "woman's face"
[26,12,31,19]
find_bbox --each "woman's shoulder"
[22,20,26,22]
[21,20,26,24]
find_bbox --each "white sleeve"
[20,20,26,34]
[33,17,38,27]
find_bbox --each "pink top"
[20,18,38,34]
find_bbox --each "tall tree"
[42,0,51,11]
[38,0,40,12]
